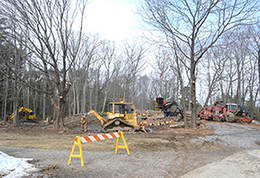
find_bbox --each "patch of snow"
[0,151,39,178]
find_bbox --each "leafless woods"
[0,0,260,128]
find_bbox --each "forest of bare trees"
[0,0,260,128]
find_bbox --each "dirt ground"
[1,116,259,177]
[0,116,216,151]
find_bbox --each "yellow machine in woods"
[9,107,36,120]
[88,99,145,132]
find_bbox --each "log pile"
[137,110,165,119]
[137,109,179,126]
[186,111,192,120]
[137,109,207,129]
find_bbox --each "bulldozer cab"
[109,104,125,114]
[89,99,143,132]
[107,100,138,127]
[108,100,135,114]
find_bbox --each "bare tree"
[0,17,10,121]
[231,30,251,105]
[235,25,259,118]
[99,40,117,114]
[250,24,260,118]
[69,34,100,115]
[122,40,147,102]
[80,35,100,114]
[138,0,259,128]
[109,60,124,102]
[151,47,170,97]
[2,0,87,128]
[166,42,190,127]
[200,48,226,107]
[135,75,151,109]
[247,55,259,119]
[93,60,102,111]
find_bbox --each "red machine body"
[198,100,226,121]
[198,101,252,123]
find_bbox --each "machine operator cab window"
[125,104,134,114]
[109,104,113,112]
[109,103,134,115]
[109,104,125,114]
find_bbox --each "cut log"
[169,122,185,128]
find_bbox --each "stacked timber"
[137,110,165,119]
[169,122,185,128]
[137,109,178,126]
[186,111,192,120]
[137,110,207,129]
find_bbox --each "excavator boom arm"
[88,110,107,126]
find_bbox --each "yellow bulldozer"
[88,99,145,132]
[9,107,36,120]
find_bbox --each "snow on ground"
[0,151,39,178]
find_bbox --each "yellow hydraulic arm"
[21,107,33,113]
[88,110,107,126]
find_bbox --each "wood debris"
[137,110,207,129]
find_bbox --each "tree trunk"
[94,67,100,111]
[102,91,108,114]
[34,90,37,113]
[43,80,46,121]
[76,85,80,114]
[56,99,65,129]
[68,91,71,117]
[180,78,187,128]
[13,38,20,126]
[258,48,260,88]
[13,100,19,126]
[258,48,260,120]
[4,73,8,122]
[102,79,111,114]
[72,83,76,115]
[89,77,93,111]
[53,104,56,120]
[51,95,66,129]
[190,62,196,129]
[123,79,128,101]
[131,77,136,103]
[236,57,241,104]
[82,79,87,114]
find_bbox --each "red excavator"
[198,100,252,123]
[155,96,183,119]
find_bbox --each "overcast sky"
[84,0,140,41]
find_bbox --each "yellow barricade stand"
[67,131,130,167]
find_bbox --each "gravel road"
[193,122,260,149]
[184,122,260,178]
[1,122,260,178]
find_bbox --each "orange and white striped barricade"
[67,131,130,167]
